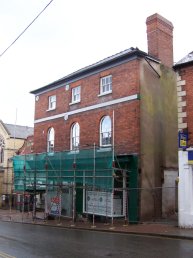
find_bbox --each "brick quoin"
[178,66,193,145]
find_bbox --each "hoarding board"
[85,190,122,217]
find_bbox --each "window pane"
[72,86,81,103]
[101,116,111,132]
[47,127,55,152]
[100,116,112,146]
[49,95,56,109]
[100,75,112,94]
[101,132,112,145]
[71,123,80,150]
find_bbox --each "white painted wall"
[178,150,193,228]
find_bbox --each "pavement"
[0,209,193,240]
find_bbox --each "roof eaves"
[30,47,149,95]
[173,51,193,69]
[173,60,193,69]
[4,124,34,139]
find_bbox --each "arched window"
[71,123,80,150]
[100,116,112,146]
[0,135,5,163]
[47,127,55,152]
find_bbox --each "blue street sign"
[188,151,193,165]
[178,131,188,150]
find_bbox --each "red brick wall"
[18,135,34,155]
[179,66,193,145]
[34,60,139,120]
[34,101,140,154]
[33,59,140,154]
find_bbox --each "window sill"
[68,150,80,154]
[69,100,81,105]
[98,91,112,97]
[46,108,56,112]
[47,152,55,156]
[97,147,112,152]
[100,144,112,148]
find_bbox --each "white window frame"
[71,86,81,104]
[48,95,56,110]
[100,75,112,96]
[71,123,80,150]
[47,127,55,152]
[100,116,112,147]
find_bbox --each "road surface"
[0,221,193,257]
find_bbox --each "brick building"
[18,135,34,155]
[28,13,178,221]
[174,52,193,227]
[174,52,193,143]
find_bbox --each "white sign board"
[85,191,122,217]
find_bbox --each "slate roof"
[4,123,34,139]
[174,51,193,68]
[30,47,158,95]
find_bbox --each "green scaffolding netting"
[13,149,139,222]
[13,148,114,192]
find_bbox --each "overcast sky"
[0,0,192,127]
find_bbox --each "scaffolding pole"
[92,143,96,228]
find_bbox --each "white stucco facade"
[178,150,193,228]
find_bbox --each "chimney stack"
[146,13,174,68]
